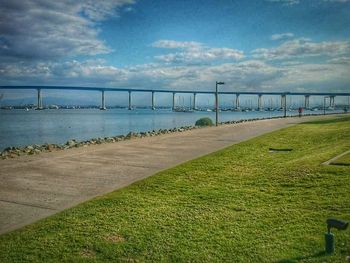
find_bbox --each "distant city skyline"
[0,0,350,103]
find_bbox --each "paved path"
[0,115,337,235]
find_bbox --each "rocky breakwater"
[0,126,196,160]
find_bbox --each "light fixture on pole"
[215,81,225,126]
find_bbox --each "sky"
[0,0,350,106]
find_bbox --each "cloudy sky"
[0,0,350,105]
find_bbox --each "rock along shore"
[0,113,342,160]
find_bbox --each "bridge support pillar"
[128,91,132,110]
[304,95,310,110]
[235,94,240,110]
[151,91,155,110]
[280,95,285,110]
[172,92,176,111]
[193,93,197,110]
[280,94,287,117]
[36,89,43,110]
[258,94,263,111]
[100,90,106,110]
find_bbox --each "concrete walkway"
[0,115,336,235]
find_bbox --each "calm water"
[0,108,337,151]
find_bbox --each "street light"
[215,81,225,126]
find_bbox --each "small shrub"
[195,117,213,127]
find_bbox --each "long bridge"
[0,85,349,111]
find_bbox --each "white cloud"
[0,59,129,86]
[152,40,244,64]
[280,61,304,66]
[252,38,350,60]
[268,0,350,4]
[266,0,300,6]
[276,62,350,90]
[327,56,350,64]
[152,40,203,49]
[324,0,349,3]
[0,0,134,61]
[79,0,135,21]
[271,33,295,41]
[0,1,349,96]
[1,57,349,93]
[1,30,349,93]
[155,48,245,63]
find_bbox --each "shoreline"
[0,114,348,235]
[1,114,349,261]
[1,112,347,160]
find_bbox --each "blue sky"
[0,0,350,105]
[98,0,350,67]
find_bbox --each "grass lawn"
[1,116,350,263]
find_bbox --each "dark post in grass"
[215,81,225,126]
[325,218,349,254]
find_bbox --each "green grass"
[1,116,350,263]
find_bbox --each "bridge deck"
[0,86,349,96]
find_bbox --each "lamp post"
[215,81,225,126]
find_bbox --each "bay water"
[0,108,336,151]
